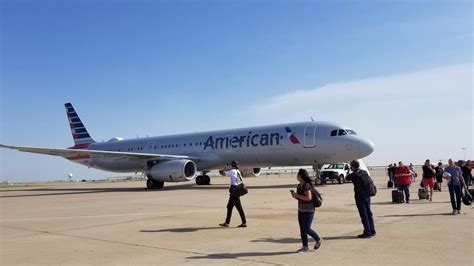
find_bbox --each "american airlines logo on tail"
[285,127,300,144]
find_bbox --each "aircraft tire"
[203,175,211,185]
[196,176,203,185]
[146,178,164,189]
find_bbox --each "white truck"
[315,163,351,185]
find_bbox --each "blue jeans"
[355,197,376,236]
[465,176,472,187]
[448,184,462,211]
[398,184,410,202]
[298,211,320,247]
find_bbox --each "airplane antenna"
[310,117,315,122]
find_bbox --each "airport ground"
[0,169,472,265]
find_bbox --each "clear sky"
[1,0,472,181]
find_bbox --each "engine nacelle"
[146,160,197,182]
[219,168,262,177]
[241,167,262,177]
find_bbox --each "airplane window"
[184,144,186,147]
[190,143,193,146]
[200,142,202,145]
[330,130,337,136]
[338,129,347,136]
[346,129,357,135]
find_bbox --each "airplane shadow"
[140,226,222,233]
[0,183,297,198]
[0,184,196,198]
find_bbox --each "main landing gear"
[146,178,164,189]
[195,175,211,185]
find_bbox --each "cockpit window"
[346,129,357,135]
[338,129,347,136]
[330,130,337,136]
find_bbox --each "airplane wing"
[0,144,193,162]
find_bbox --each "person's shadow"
[251,235,359,244]
[187,251,296,260]
[140,227,222,233]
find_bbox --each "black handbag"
[230,170,248,197]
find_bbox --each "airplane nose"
[359,139,375,156]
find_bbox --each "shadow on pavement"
[379,213,453,217]
[187,251,296,260]
[140,227,222,233]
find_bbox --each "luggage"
[392,189,404,203]
[387,180,393,188]
[462,188,472,206]
[418,188,429,200]
[433,182,439,191]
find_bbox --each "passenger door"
[303,124,317,148]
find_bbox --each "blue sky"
[1,0,472,181]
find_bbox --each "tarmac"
[1,169,473,265]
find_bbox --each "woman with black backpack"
[290,169,322,253]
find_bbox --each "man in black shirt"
[346,160,376,239]
[435,162,444,191]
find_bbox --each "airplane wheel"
[195,176,203,185]
[146,178,164,189]
[146,179,155,189]
[156,181,164,189]
[203,175,211,185]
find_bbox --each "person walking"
[395,161,413,203]
[346,160,376,238]
[435,162,444,191]
[290,169,322,253]
[219,161,247,227]
[461,161,472,187]
[422,159,436,201]
[444,159,467,215]
[409,163,416,184]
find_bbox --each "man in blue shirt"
[443,159,467,215]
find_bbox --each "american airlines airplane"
[0,103,375,189]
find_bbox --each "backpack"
[311,188,323,208]
[356,169,377,198]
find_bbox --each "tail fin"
[65,103,95,148]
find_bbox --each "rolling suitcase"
[387,180,393,188]
[418,188,429,200]
[392,189,404,203]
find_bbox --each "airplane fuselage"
[78,121,374,173]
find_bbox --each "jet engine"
[219,167,262,177]
[241,168,262,177]
[146,160,197,182]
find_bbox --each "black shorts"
[436,176,443,183]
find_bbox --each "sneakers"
[357,233,372,239]
[219,223,229,227]
[314,240,322,250]
[237,224,247,228]
[452,210,457,215]
[456,210,461,215]
[297,247,309,253]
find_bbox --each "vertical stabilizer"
[65,103,95,148]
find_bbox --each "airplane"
[0,103,375,189]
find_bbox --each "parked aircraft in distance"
[0,103,374,189]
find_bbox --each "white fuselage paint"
[75,122,374,173]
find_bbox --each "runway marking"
[0,209,219,222]
[0,224,282,265]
